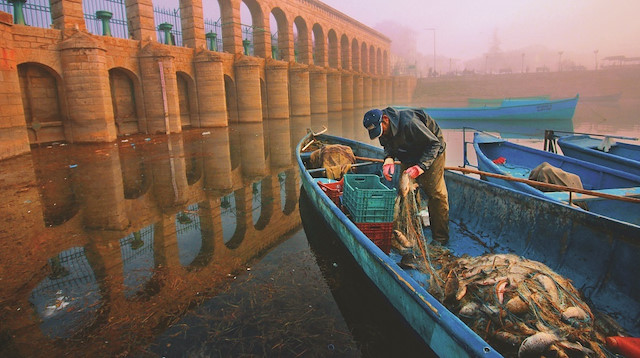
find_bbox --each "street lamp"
[594,50,599,70]
[521,53,525,73]
[558,51,563,72]
[424,28,436,76]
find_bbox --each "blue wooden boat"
[423,95,579,121]
[473,132,640,225]
[467,95,550,107]
[557,134,640,178]
[297,132,640,357]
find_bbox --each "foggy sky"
[319,0,640,61]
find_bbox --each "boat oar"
[354,155,640,204]
[447,166,640,204]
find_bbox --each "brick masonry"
[0,0,415,161]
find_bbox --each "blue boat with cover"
[297,132,640,357]
[422,95,579,121]
[557,134,640,178]
[473,132,640,225]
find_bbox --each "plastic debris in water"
[69,164,78,168]
[202,131,211,135]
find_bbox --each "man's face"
[381,115,390,135]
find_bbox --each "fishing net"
[392,173,618,358]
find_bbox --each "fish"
[561,306,588,321]
[496,280,509,304]
[458,302,480,317]
[393,229,413,248]
[518,331,558,357]
[506,296,529,315]
[399,253,421,270]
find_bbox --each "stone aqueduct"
[0,0,417,160]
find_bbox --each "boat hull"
[558,135,640,178]
[426,95,578,121]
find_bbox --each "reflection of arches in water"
[29,247,102,339]
[278,172,286,210]
[175,203,203,267]
[185,144,203,185]
[32,150,79,226]
[119,225,155,298]
[252,177,273,230]
[281,168,298,215]
[119,147,151,199]
[221,189,246,248]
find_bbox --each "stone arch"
[176,71,196,128]
[108,67,143,136]
[383,50,389,75]
[361,42,368,73]
[270,7,290,61]
[311,23,325,66]
[377,48,383,75]
[351,38,360,71]
[175,203,204,267]
[223,75,238,123]
[340,34,350,69]
[327,29,338,68]
[369,46,376,74]
[17,62,67,144]
[293,16,310,64]
[260,78,268,120]
[240,0,267,57]
[202,0,223,51]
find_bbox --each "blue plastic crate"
[343,174,396,222]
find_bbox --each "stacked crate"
[342,174,396,254]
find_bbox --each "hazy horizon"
[319,0,640,63]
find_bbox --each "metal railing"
[153,6,182,46]
[83,0,129,39]
[0,0,51,28]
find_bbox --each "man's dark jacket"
[379,107,446,171]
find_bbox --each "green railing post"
[8,0,26,25]
[242,39,251,55]
[205,31,217,51]
[158,22,174,45]
[271,45,278,60]
[294,48,298,63]
[95,10,113,37]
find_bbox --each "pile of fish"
[391,174,613,357]
[428,253,608,357]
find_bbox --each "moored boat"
[297,132,640,357]
[557,134,640,178]
[473,132,640,225]
[423,95,579,121]
[467,95,550,107]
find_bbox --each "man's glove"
[382,157,395,181]
[405,165,424,179]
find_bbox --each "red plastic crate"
[355,222,393,254]
[318,178,344,207]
